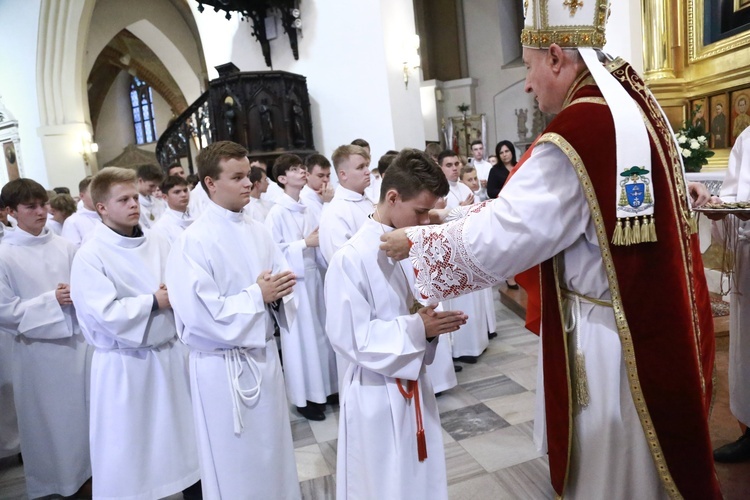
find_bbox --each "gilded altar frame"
[643,0,750,169]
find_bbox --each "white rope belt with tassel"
[194,346,263,435]
[560,288,613,409]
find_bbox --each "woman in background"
[487,140,519,289]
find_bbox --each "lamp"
[402,34,421,89]
[76,132,98,166]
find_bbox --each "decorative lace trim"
[407,201,500,303]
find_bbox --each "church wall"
[0,0,48,186]
[95,69,174,165]
[86,0,205,104]
[95,70,135,167]
[191,0,425,160]
[457,0,644,156]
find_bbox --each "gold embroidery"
[537,132,682,499]
[552,256,574,496]
[563,0,584,15]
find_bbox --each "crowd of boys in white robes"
[0,141,497,500]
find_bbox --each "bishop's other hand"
[380,228,411,261]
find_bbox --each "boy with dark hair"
[61,175,98,247]
[266,154,337,421]
[439,150,493,363]
[350,137,370,154]
[166,141,300,498]
[136,163,166,228]
[168,163,187,179]
[245,165,273,222]
[325,149,466,499]
[300,153,334,224]
[152,175,193,244]
[70,167,200,499]
[377,152,397,177]
[0,179,92,499]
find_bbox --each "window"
[129,76,156,144]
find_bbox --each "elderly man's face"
[524,48,562,114]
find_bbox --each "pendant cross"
[563,0,584,15]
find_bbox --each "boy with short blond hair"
[71,167,200,499]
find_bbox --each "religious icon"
[691,99,707,133]
[709,94,729,149]
[731,91,750,145]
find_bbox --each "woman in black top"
[486,140,517,199]
[486,140,519,289]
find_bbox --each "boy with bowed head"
[151,174,193,245]
[325,149,467,500]
[166,141,300,499]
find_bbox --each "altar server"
[61,176,98,247]
[0,179,91,499]
[244,166,274,222]
[70,167,200,499]
[266,154,337,420]
[325,149,467,500]
[136,163,166,228]
[166,141,300,499]
[151,175,193,244]
[300,153,334,225]
[438,150,493,363]
[319,144,374,263]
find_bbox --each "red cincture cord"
[396,378,427,461]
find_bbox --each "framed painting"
[688,0,750,62]
[690,98,708,134]
[709,94,729,149]
[730,89,750,145]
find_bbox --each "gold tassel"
[649,216,657,242]
[624,218,633,246]
[688,214,699,234]
[575,351,590,408]
[640,216,650,242]
[632,217,642,244]
[618,186,628,207]
[612,219,624,246]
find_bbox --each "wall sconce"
[76,132,98,166]
[403,34,421,89]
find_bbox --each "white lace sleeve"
[407,202,502,304]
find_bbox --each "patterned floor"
[289,292,551,500]
[2,288,746,499]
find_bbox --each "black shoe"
[182,480,203,500]
[454,365,463,372]
[454,355,479,364]
[488,331,497,339]
[297,405,326,421]
[326,393,339,406]
[714,429,750,463]
[307,400,326,412]
[506,280,519,290]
